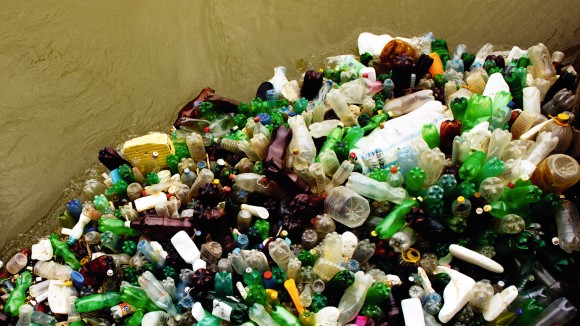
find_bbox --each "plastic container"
[5,253,28,275]
[324,186,370,228]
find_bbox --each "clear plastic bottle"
[478,177,504,202]
[386,166,404,188]
[452,136,470,165]
[33,261,72,280]
[325,160,354,192]
[180,168,196,187]
[494,214,525,234]
[326,89,357,126]
[397,145,418,177]
[249,303,279,326]
[451,196,471,220]
[418,147,445,187]
[319,149,340,177]
[233,173,286,198]
[5,253,28,275]
[487,129,512,160]
[15,304,33,326]
[511,110,537,140]
[324,186,370,228]
[268,238,296,272]
[186,132,207,162]
[138,271,179,319]
[554,200,580,253]
[288,115,317,164]
[537,113,573,153]
[531,154,580,194]
[337,271,374,325]
[346,172,408,204]
[142,311,176,326]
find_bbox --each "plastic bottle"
[49,233,81,269]
[418,147,445,186]
[233,173,286,198]
[119,284,163,312]
[249,303,280,326]
[74,292,120,313]
[324,186,370,228]
[554,200,580,253]
[326,89,357,126]
[537,113,573,153]
[451,196,471,219]
[463,94,493,131]
[346,172,408,204]
[386,166,404,188]
[422,123,440,149]
[384,90,435,118]
[478,177,504,202]
[487,129,512,160]
[452,136,470,165]
[531,154,580,194]
[459,151,486,181]
[375,199,419,239]
[5,253,28,275]
[186,132,207,162]
[526,297,577,325]
[98,217,141,237]
[15,304,33,326]
[110,302,135,320]
[138,271,179,318]
[33,261,72,280]
[542,89,576,116]
[268,238,295,272]
[527,43,556,80]
[337,271,374,325]
[397,145,418,177]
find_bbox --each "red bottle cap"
[204,127,211,133]
[254,117,260,123]
[264,270,273,279]
[390,166,398,174]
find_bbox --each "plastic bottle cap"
[152,151,159,158]
[280,230,288,238]
[457,196,465,203]
[293,148,300,155]
[377,110,383,115]
[203,127,210,133]
[362,73,369,78]
[390,166,398,174]
[64,281,73,287]
[474,192,481,198]
[507,183,515,189]
[213,179,220,185]
[184,168,190,174]
[483,205,492,212]
[349,152,357,159]
[107,270,114,277]
[379,123,385,129]
[245,267,253,274]
[552,237,560,245]
[253,117,260,123]
[223,186,231,192]
[475,207,484,215]
[263,270,272,280]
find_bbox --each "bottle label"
[212,299,232,321]
[118,302,132,316]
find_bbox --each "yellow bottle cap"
[457,196,465,203]
[483,205,492,212]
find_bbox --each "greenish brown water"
[1,0,579,256]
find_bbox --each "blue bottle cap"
[257,113,271,125]
[70,271,85,290]
[288,111,296,117]
[197,161,207,170]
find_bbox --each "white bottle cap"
[191,259,207,273]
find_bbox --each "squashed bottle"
[337,271,374,325]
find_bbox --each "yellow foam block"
[122,132,175,171]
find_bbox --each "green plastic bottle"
[49,233,81,270]
[405,167,426,196]
[326,270,355,293]
[243,268,262,287]
[74,292,121,313]
[119,285,163,312]
[473,157,505,186]
[254,220,270,241]
[375,200,419,239]
[98,218,141,237]
[505,67,527,106]
[450,97,468,122]
[69,321,87,326]
[215,271,233,297]
[459,151,486,181]
[365,282,391,305]
[421,123,440,149]
[4,270,32,316]
[463,94,493,131]
[270,305,301,326]
[317,126,343,160]
[125,309,145,326]
[361,113,388,134]
[511,298,543,326]
[342,126,365,150]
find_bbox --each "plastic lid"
[557,113,570,122]
[269,290,278,300]
[184,168,190,174]
[264,270,273,280]
[213,179,220,185]
[253,117,260,123]
[293,148,299,155]
[203,127,210,133]
[457,196,465,203]
[483,205,492,212]
[245,267,253,274]
[191,259,207,272]
[508,101,516,108]
[280,230,288,238]
[152,151,159,158]
[107,269,114,277]
[390,166,398,174]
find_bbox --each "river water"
[1,0,579,255]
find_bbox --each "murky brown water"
[1,0,579,255]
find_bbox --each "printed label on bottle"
[119,302,132,316]
[212,299,232,321]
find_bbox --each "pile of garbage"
[1,31,580,326]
